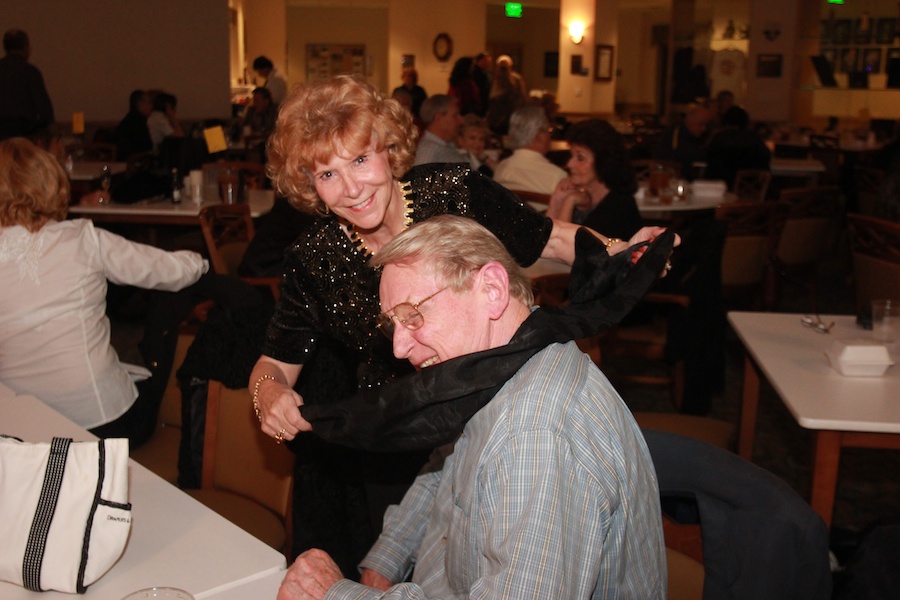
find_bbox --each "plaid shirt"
[331,342,665,600]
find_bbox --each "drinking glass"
[872,299,899,343]
[120,587,194,600]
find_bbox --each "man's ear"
[478,262,511,320]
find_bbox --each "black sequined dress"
[262,163,552,572]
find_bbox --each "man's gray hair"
[372,215,534,306]
[507,105,549,150]
[419,94,457,126]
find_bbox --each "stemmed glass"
[99,165,112,204]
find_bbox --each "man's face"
[380,262,491,370]
[685,109,711,138]
[477,55,492,71]
[431,102,461,141]
[138,94,152,116]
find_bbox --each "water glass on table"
[872,299,899,343]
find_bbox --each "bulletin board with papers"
[306,44,366,81]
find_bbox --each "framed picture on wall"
[756,54,783,78]
[833,19,851,44]
[822,49,837,73]
[863,48,882,73]
[839,47,859,73]
[595,45,614,81]
[876,18,897,44]
[854,19,873,44]
[544,52,559,78]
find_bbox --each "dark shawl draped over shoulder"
[300,229,676,452]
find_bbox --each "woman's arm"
[249,355,310,441]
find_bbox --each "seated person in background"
[0,137,208,447]
[413,94,467,166]
[277,215,666,600]
[147,91,184,154]
[493,105,567,195]
[455,113,497,177]
[114,89,153,161]
[654,103,711,180]
[242,86,278,139]
[704,106,771,190]
[392,67,427,121]
[548,119,643,241]
[390,87,423,136]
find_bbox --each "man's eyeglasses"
[376,287,448,339]
[801,314,835,334]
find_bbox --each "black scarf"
[300,229,675,452]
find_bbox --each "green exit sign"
[506,3,523,18]
[827,0,844,4]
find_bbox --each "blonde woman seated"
[547,119,643,241]
[0,137,207,446]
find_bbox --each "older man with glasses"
[277,215,666,600]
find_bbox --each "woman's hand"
[250,356,310,443]
[546,178,589,221]
[621,226,681,276]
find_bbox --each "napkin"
[690,179,727,198]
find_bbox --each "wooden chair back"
[846,214,900,313]
[201,161,267,195]
[188,380,295,555]
[715,201,788,308]
[853,165,886,217]
[776,186,842,271]
[732,168,772,202]
[198,204,280,300]
[510,189,551,208]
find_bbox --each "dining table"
[727,311,900,527]
[68,189,275,226]
[769,157,826,183]
[0,382,287,599]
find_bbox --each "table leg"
[737,354,760,460]
[810,430,842,528]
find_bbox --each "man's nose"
[392,323,414,360]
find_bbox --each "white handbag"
[0,435,132,593]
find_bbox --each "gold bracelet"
[604,237,623,253]
[252,374,277,422]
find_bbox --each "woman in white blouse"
[0,137,207,446]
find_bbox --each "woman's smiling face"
[312,138,397,232]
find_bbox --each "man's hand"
[277,549,343,600]
[360,568,393,591]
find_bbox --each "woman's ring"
[664,260,672,272]
[275,428,286,444]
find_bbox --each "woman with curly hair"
[249,76,665,574]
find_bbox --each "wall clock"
[433,33,453,62]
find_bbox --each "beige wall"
[242,0,288,87]
[286,5,389,93]
[3,0,231,123]
[388,0,487,98]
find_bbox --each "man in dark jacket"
[0,29,54,139]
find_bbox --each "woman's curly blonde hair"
[267,75,418,213]
[0,137,70,232]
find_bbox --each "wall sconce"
[569,20,585,45]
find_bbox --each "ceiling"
[286,1,672,10]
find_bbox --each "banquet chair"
[530,273,732,445]
[81,142,117,162]
[643,430,832,600]
[732,168,772,202]
[201,161,267,197]
[775,186,842,310]
[130,330,195,484]
[853,165,885,217]
[186,380,295,555]
[198,204,281,301]
[846,214,900,314]
[716,201,788,310]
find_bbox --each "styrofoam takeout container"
[825,338,894,377]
